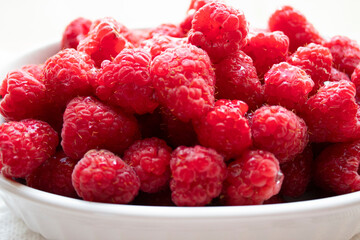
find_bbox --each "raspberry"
[287,43,332,93]
[351,63,360,101]
[331,67,350,82]
[96,48,158,115]
[77,17,133,67]
[123,138,172,193]
[324,35,360,76]
[301,80,359,142]
[214,50,263,110]
[194,99,252,160]
[43,48,96,109]
[242,30,289,78]
[0,119,58,178]
[72,149,140,203]
[159,107,198,148]
[148,23,185,38]
[250,105,308,163]
[61,17,92,49]
[263,62,314,112]
[26,151,78,198]
[61,96,140,160]
[268,6,324,53]
[222,150,283,205]
[0,69,46,121]
[314,141,360,194]
[280,146,313,198]
[20,64,44,80]
[140,35,186,59]
[170,145,226,206]
[151,43,215,122]
[188,1,248,62]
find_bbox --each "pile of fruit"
[1,0,360,207]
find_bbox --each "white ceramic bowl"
[1,43,360,240]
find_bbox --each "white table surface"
[1,0,360,239]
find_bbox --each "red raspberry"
[251,105,308,163]
[214,50,263,110]
[0,69,46,121]
[188,1,248,63]
[26,151,78,198]
[159,107,198,148]
[314,141,360,194]
[140,35,186,59]
[331,67,350,82]
[287,43,332,93]
[61,17,92,49]
[268,6,325,53]
[151,44,215,122]
[61,96,140,160]
[170,145,227,206]
[242,30,289,78]
[20,64,44,80]
[123,138,172,193]
[96,48,158,115]
[280,146,313,198]
[194,99,252,160]
[77,17,133,67]
[301,80,359,142]
[72,149,140,203]
[351,63,360,101]
[43,48,96,109]
[324,35,360,76]
[263,62,314,112]
[148,23,185,38]
[222,150,283,205]
[0,119,58,178]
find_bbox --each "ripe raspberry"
[61,96,140,160]
[43,48,96,109]
[324,35,360,76]
[280,146,313,198]
[140,35,186,59]
[123,138,172,193]
[20,64,44,80]
[314,141,360,194]
[251,105,308,163]
[351,63,360,101]
[242,30,289,78]
[77,17,133,67]
[170,145,226,206]
[287,43,332,92]
[151,44,215,122]
[0,69,46,121]
[61,17,92,49]
[194,99,252,160]
[26,151,78,198]
[96,48,158,115]
[263,62,314,112]
[214,50,263,110]
[331,67,350,82]
[72,149,140,203]
[0,119,58,178]
[268,6,325,53]
[160,107,198,148]
[148,23,185,38]
[222,150,283,205]
[188,1,249,62]
[301,80,359,142]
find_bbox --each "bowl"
[1,43,360,240]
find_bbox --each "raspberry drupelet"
[222,150,283,205]
[96,48,158,115]
[61,96,140,160]
[170,145,227,206]
[250,105,308,163]
[72,149,140,203]
[188,1,249,63]
[214,50,263,111]
[61,17,92,49]
[151,43,215,122]
[0,119,58,178]
[194,99,252,160]
[26,151,78,198]
[123,137,172,193]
